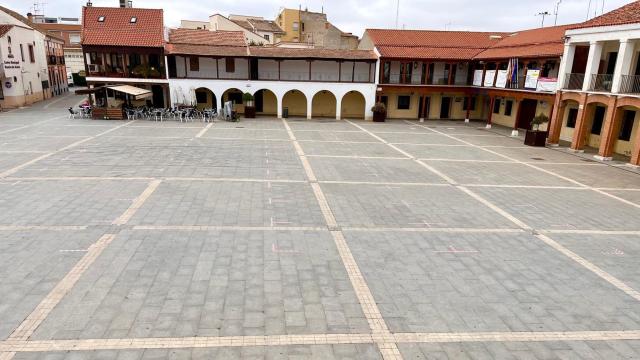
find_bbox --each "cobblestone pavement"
[1,93,640,359]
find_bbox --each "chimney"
[86,1,93,6]
[119,0,133,7]
[27,12,33,22]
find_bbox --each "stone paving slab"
[345,231,640,333]
[604,190,640,205]
[551,234,640,291]
[293,130,377,143]
[130,181,326,227]
[0,230,103,340]
[31,230,369,340]
[398,340,640,359]
[13,139,305,180]
[309,157,448,184]
[12,344,383,360]
[9,124,118,138]
[396,144,511,162]
[472,187,640,231]
[0,153,43,173]
[0,180,149,226]
[535,163,640,189]
[376,132,463,145]
[490,146,591,163]
[287,120,360,131]
[359,122,430,133]
[320,183,517,229]
[202,128,291,140]
[454,133,530,147]
[0,135,85,152]
[299,141,402,157]
[212,119,286,130]
[105,126,202,138]
[424,161,578,186]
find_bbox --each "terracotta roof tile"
[475,25,573,59]
[572,1,640,29]
[0,24,13,38]
[366,29,507,60]
[247,19,284,33]
[168,28,246,46]
[82,6,164,47]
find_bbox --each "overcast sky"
[5,0,636,36]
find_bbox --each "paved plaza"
[1,93,640,359]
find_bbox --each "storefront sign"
[525,69,541,89]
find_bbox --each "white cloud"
[4,0,635,36]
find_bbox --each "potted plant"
[525,113,549,147]
[371,102,387,122]
[243,92,256,118]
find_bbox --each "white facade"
[559,23,640,95]
[169,78,376,120]
[0,25,48,108]
[64,47,84,75]
[209,15,268,45]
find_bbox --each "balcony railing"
[563,73,585,90]
[589,74,613,92]
[87,64,166,79]
[619,75,640,94]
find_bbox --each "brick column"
[631,127,640,166]
[486,96,495,129]
[570,94,590,152]
[596,98,621,160]
[465,96,471,123]
[548,93,565,145]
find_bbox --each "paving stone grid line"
[1,114,640,358]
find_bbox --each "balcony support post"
[486,96,495,129]
[558,43,576,90]
[465,95,471,123]
[548,93,565,145]
[631,124,640,166]
[583,41,603,91]
[611,39,635,93]
[570,93,590,151]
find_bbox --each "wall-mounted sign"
[3,60,20,70]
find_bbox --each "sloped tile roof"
[0,24,13,38]
[248,19,284,33]
[475,25,574,59]
[249,46,377,60]
[81,6,164,47]
[572,0,640,29]
[165,43,249,57]
[366,29,507,60]
[169,28,246,46]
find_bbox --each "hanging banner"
[473,70,483,86]
[484,70,496,87]
[525,69,541,89]
[495,70,509,88]
[536,77,558,92]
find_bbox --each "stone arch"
[311,90,337,119]
[560,92,582,103]
[341,90,366,119]
[586,94,612,106]
[194,87,217,110]
[616,97,640,110]
[222,88,244,114]
[253,89,278,117]
[282,89,308,118]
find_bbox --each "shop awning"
[107,85,152,100]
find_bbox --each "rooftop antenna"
[536,11,551,27]
[395,0,400,29]
[444,21,452,31]
[554,0,562,25]
[587,0,592,20]
[601,0,605,16]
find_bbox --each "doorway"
[440,97,451,119]
[250,59,259,80]
[151,85,164,108]
[516,99,537,130]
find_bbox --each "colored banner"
[536,77,558,92]
[495,70,509,88]
[484,70,496,87]
[473,70,483,86]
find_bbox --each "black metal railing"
[619,75,640,94]
[589,74,613,92]
[563,73,585,90]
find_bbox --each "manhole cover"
[530,157,545,161]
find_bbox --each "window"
[225,57,235,73]
[504,100,514,116]
[69,33,81,44]
[263,34,270,41]
[98,16,105,22]
[301,22,305,32]
[382,62,391,83]
[130,17,137,23]
[292,22,299,31]
[20,44,24,62]
[397,95,411,110]
[493,99,501,114]
[380,96,388,107]
[28,44,35,63]
[189,56,199,71]
[463,97,476,111]
[400,62,413,84]
[619,110,636,141]
[566,108,578,128]
[591,106,606,135]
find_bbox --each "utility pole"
[395,0,400,29]
[554,0,562,25]
[536,11,551,27]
